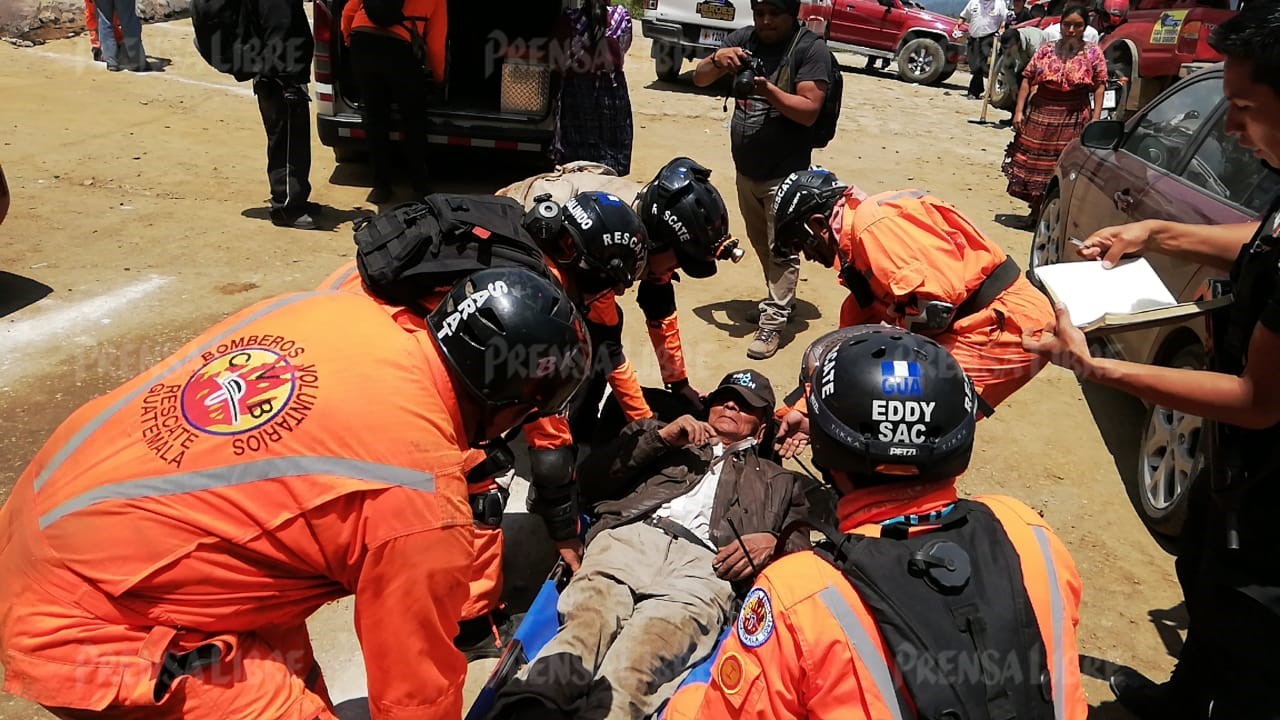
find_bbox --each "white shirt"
[961,0,1009,38]
[652,443,726,547]
[1042,23,1101,43]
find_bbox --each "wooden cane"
[977,25,1004,123]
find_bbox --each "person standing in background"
[554,1,635,176]
[1002,3,1105,227]
[960,0,1007,98]
[84,0,122,63]
[91,0,152,72]
[342,0,447,203]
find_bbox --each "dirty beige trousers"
[736,172,800,331]
[525,521,735,720]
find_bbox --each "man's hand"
[673,382,706,414]
[658,415,717,448]
[556,539,584,573]
[774,409,810,459]
[1080,221,1152,268]
[711,46,751,72]
[713,533,778,581]
[754,76,777,100]
[1021,304,1096,377]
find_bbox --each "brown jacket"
[579,419,809,554]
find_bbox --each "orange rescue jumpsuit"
[663,485,1087,720]
[833,189,1054,408]
[0,290,476,720]
[316,261,502,623]
[340,0,448,82]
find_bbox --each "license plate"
[699,28,728,45]
[697,1,736,22]
[1103,89,1118,109]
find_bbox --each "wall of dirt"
[0,0,189,40]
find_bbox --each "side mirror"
[1080,119,1125,150]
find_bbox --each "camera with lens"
[731,56,767,99]
[523,193,564,242]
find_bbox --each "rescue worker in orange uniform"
[499,157,744,408]
[314,258,516,656]
[521,190,654,568]
[0,267,591,720]
[772,169,1055,410]
[664,326,1087,720]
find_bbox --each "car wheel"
[988,54,1019,110]
[897,38,946,85]
[1137,344,1206,552]
[937,63,957,83]
[1028,186,1064,276]
[654,42,684,82]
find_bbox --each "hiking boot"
[92,47,103,63]
[454,610,524,661]
[747,327,781,360]
[1109,667,1202,720]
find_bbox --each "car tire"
[897,38,946,86]
[988,53,1019,110]
[937,63,957,84]
[655,41,684,82]
[1135,344,1207,553]
[1028,186,1064,280]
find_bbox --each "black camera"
[732,57,766,99]
[523,193,564,242]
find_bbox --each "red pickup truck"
[800,0,967,85]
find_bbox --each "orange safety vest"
[340,0,449,82]
[685,494,1087,720]
[0,290,476,718]
[834,189,1055,408]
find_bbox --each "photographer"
[693,0,832,360]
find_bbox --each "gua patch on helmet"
[737,587,775,648]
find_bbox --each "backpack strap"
[774,27,808,93]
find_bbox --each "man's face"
[708,396,766,442]
[645,248,680,281]
[1223,58,1280,169]
[800,214,838,265]
[754,4,796,45]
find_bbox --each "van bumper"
[316,111,555,153]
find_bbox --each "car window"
[1121,78,1222,173]
[1183,112,1280,216]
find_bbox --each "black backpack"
[353,194,553,309]
[190,0,258,82]
[777,28,843,149]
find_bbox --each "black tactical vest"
[815,500,1054,720]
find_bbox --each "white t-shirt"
[1041,23,1101,43]
[961,0,1009,38]
[652,443,726,547]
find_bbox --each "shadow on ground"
[0,272,53,319]
[691,297,823,343]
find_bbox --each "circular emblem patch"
[181,348,298,435]
[718,652,745,695]
[737,587,775,648]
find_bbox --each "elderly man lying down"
[491,369,810,720]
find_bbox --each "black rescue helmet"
[562,191,649,293]
[428,267,592,446]
[638,157,734,279]
[771,168,848,258]
[803,325,977,487]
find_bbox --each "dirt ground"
[0,19,1184,719]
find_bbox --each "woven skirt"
[1003,89,1092,206]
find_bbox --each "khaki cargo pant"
[514,522,735,719]
[737,172,800,331]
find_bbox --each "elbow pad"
[637,279,677,322]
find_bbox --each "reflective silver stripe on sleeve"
[326,266,359,291]
[874,189,928,205]
[817,586,908,720]
[33,292,325,493]
[1031,526,1066,720]
[39,456,433,530]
